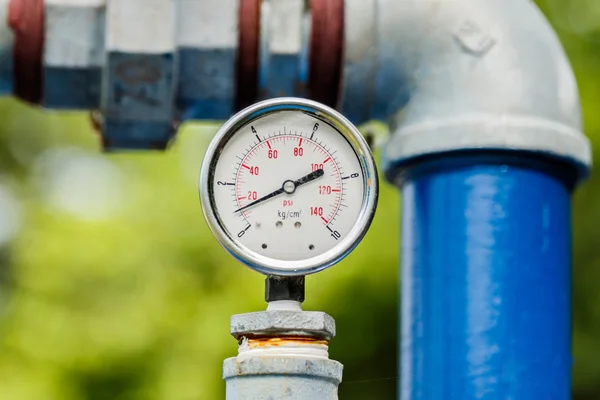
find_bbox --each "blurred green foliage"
[0,1,599,399]
[0,101,399,400]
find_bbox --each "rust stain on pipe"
[8,0,44,104]
[246,336,329,348]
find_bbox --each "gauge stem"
[265,275,305,304]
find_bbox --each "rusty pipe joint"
[224,309,343,400]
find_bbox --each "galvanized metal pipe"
[43,0,105,109]
[224,308,343,400]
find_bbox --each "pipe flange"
[384,115,592,180]
[230,310,336,341]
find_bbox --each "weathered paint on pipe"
[175,0,238,121]
[399,153,574,399]
[43,0,105,109]
[258,0,307,99]
[101,0,177,150]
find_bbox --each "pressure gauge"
[199,97,378,276]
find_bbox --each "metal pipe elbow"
[343,0,592,183]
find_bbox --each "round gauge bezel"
[199,97,378,276]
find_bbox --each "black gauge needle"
[233,169,324,213]
[293,169,325,188]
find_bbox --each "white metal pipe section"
[43,0,105,108]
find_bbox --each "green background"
[0,1,599,398]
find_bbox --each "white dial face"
[209,110,367,263]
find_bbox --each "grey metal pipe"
[223,306,343,400]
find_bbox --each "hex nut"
[230,310,336,340]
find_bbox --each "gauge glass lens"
[210,110,365,262]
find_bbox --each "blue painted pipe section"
[43,67,102,109]
[399,154,573,399]
[339,58,374,126]
[0,46,12,95]
[176,48,235,121]
[259,54,306,99]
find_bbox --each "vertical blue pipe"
[398,153,574,399]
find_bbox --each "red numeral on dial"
[247,191,258,200]
[310,207,324,216]
[268,150,278,159]
[293,147,304,157]
[319,186,332,195]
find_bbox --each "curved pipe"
[342,0,591,179]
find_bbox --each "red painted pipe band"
[235,0,261,111]
[8,0,44,104]
[309,0,344,109]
